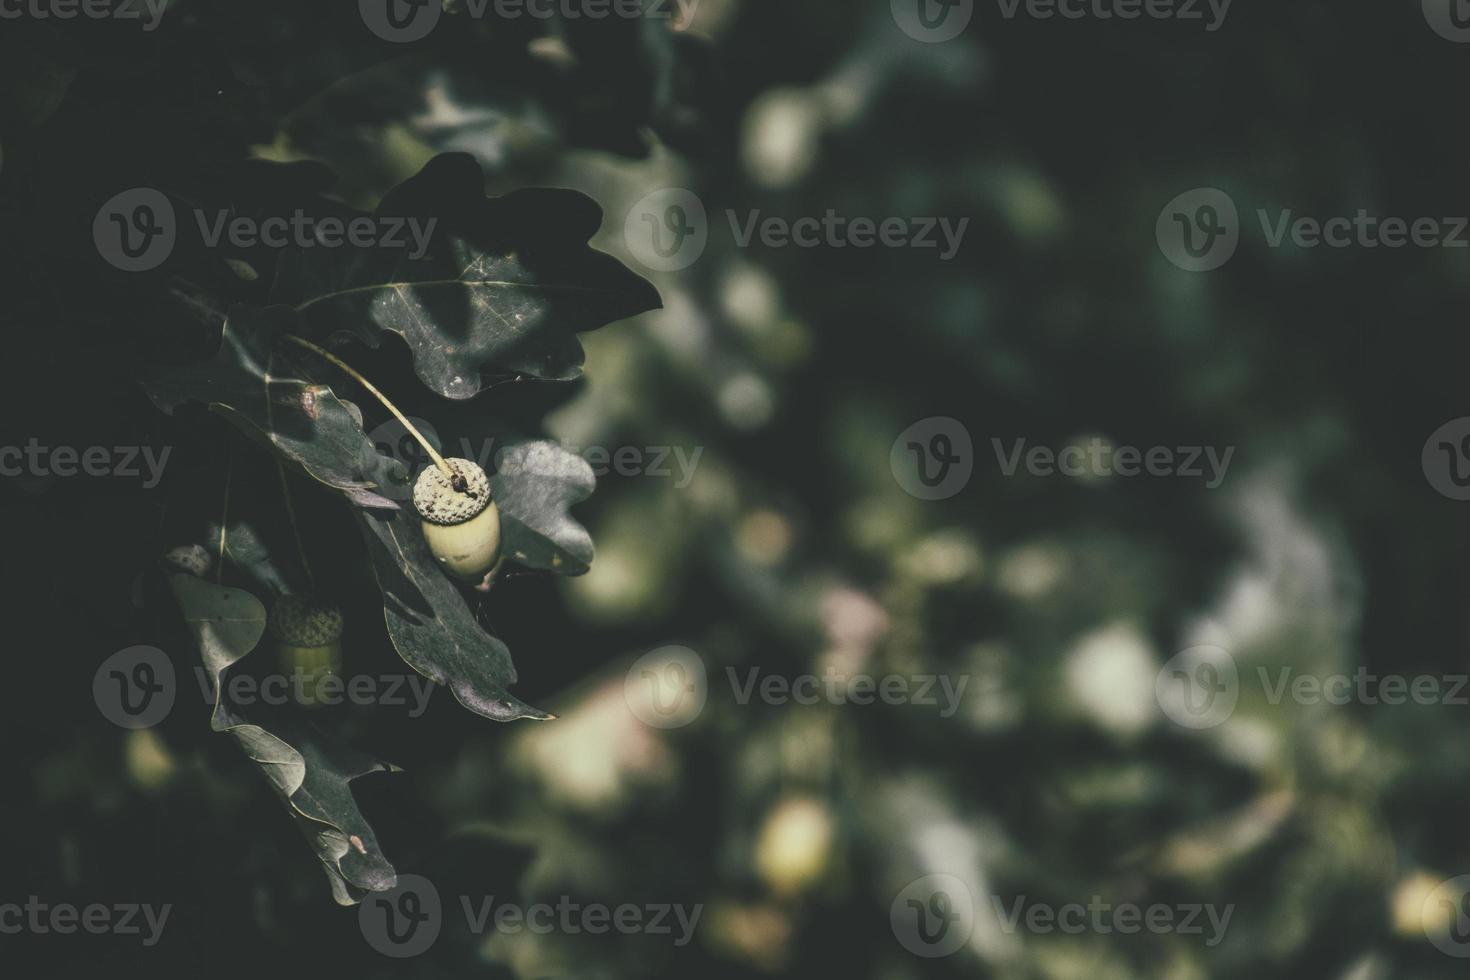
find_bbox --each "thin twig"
[282,333,458,487]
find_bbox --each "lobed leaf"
[271,152,661,400]
[143,305,404,509]
[356,507,553,723]
[169,573,399,905]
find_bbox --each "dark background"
[4,1,1470,977]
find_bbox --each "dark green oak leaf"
[487,439,596,575]
[143,305,404,509]
[169,573,399,905]
[356,507,553,723]
[270,152,661,400]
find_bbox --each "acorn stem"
[276,460,316,591]
[282,334,455,484]
[217,450,233,585]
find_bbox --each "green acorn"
[276,335,501,583]
[270,594,343,708]
[413,458,501,581]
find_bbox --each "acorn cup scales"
[270,594,343,708]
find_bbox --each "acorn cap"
[270,594,344,647]
[413,458,493,526]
